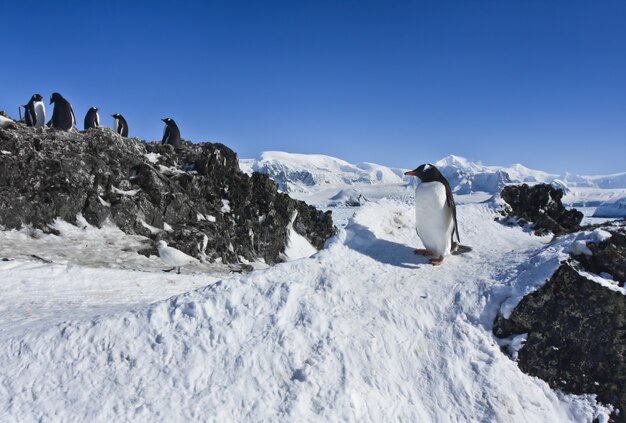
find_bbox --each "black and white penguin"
[111,113,128,137]
[24,94,46,127]
[404,163,460,265]
[84,107,99,130]
[161,118,181,148]
[49,93,76,131]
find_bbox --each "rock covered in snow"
[593,197,626,218]
[493,264,626,421]
[499,183,583,235]
[571,227,626,285]
[0,124,334,265]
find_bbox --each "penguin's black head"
[90,107,99,112]
[32,94,43,102]
[111,113,120,118]
[404,163,442,183]
[162,118,173,124]
[50,92,62,104]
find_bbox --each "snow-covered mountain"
[241,152,626,195]
[435,155,626,194]
[239,151,405,193]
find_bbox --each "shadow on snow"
[344,223,426,269]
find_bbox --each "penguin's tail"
[451,243,472,255]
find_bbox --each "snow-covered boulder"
[494,263,626,417]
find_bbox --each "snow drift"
[0,199,611,421]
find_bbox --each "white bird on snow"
[156,240,197,274]
[0,115,15,128]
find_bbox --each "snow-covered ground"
[0,188,616,421]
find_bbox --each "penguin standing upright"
[49,93,76,131]
[84,107,99,130]
[161,118,181,148]
[111,113,128,137]
[24,94,46,127]
[404,163,460,265]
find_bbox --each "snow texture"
[0,194,612,422]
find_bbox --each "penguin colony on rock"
[4,94,470,267]
[2,92,194,272]
[6,92,181,147]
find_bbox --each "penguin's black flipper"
[443,179,461,244]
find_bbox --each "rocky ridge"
[499,183,583,235]
[0,124,334,267]
[496,184,626,421]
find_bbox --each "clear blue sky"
[2,0,625,174]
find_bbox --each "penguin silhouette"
[49,93,75,131]
[24,94,46,127]
[111,113,129,137]
[84,107,100,130]
[161,118,181,148]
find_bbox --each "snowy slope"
[0,199,612,421]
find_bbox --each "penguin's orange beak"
[404,170,417,176]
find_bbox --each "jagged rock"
[0,124,335,265]
[500,183,583,235]
[571,228,626,286]
[494,264,626,421]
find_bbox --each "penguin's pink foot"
[430,256,444,265]
[414,249,433,256]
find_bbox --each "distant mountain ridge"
[240,151,406,193]
[241,152,626,194]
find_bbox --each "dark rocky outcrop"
[494,264,626,420]
[0,124,334,266]
[572,228,626,287]
[499,183,583,235]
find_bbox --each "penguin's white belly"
[114,119,119,133]
[34,102,45,127]
[414,181,454,257]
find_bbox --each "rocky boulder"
[494,263,626,421]
[0,124,335,266]
[571,227,626,287]
[499,183,583,235]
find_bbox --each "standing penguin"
[111,113,128,137]
[49,93,76,131]
[404,163,460,265]
[84,107,100,130]
[161,118,181,148]
[24,94,46,127]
